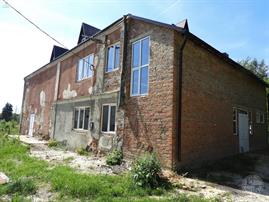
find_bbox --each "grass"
[63,156,74,163]
[0,130,219,201]
[75,147,89,156]
[4,178,37,195]
[48,139,59,147]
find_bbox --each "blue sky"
[0,0,268,112]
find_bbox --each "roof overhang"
[24,14,269,88]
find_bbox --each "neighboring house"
[20,14,268,169]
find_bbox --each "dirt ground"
[174,149,269,202]
[17,135,131,175]
[10,135,269,201]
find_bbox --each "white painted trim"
[101,103,117,133]
[77,54,95,82]
[105,42,121,73]
[73,106,90,130]
[130,36,150,97]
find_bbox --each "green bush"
[106,150,123,166]
[0,120,19,135]
[76,147,89,156]
[48,139,58,147]
[131,153,161,188]
[5,178,37,195]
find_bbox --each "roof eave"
[183,31,269,87]
[24,16,124,80]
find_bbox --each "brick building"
[20,14,268,169]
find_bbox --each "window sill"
[73,129,89,133]
[76,76,93,83]
[105,67,120,74]
[130,93,148,97]
[101,131,116,135]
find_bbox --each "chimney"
[175,19,189,31]
[222,52,229,58]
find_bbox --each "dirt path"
[11,135,130,175]
[11,135,269,201]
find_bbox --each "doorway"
[238,112,249,153]
[28,113,35,137]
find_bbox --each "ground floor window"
[74,107,90,130]
[102,104,116,133]
[256,111,265,124]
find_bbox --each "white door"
[28,114,35,137]
[238,113,249,153]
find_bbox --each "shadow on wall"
[178,150,269,196]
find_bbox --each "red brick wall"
[58,43,96,100]
[179,38,268,166]
[122,19,176,168]
[21,65,57,138]
[103,28,122,92]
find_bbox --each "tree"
[1,103,13,121]
[238,57,268,80]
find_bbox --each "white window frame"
[105,42,120,73]
[130,36,150,97]
[101,104,116,133]
[233,107,253,136]
[77,54,94,81]
[73,106,90,131]
[233,107,237,135]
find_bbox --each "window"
[106,43,120,72]
[257,111,265,124]
[131,37,149,96]
[77,54,94,81]
[102,104,116,132]
[233,108,237,135]
[256,111,261,123]
[73,107,90,130]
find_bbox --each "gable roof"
[77,23,100,44]
[25,14,269,87]
[127,14,268,87]
[50,45,69,62]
